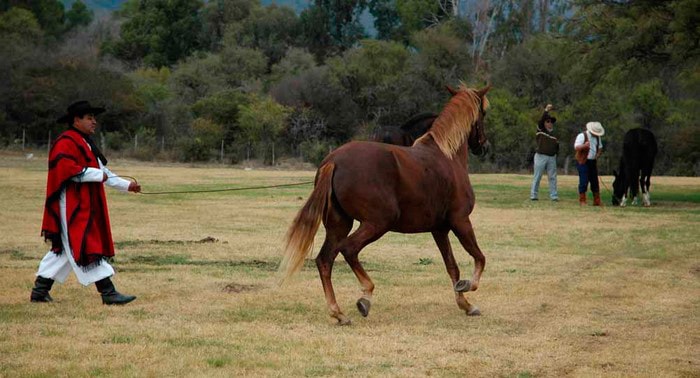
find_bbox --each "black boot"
[95,277,136,305]
[30,276,55,303]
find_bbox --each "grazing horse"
[279,84,491,325]
[612,128,658,207]
[370,112,437,146]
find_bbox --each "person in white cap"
[574,121,605,206]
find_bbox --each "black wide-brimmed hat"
[56,100,105,124]
[543,113,557,123]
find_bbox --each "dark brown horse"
[370,112,437,146]
[279,84,491,325]
[369,99,489,157]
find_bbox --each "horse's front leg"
[432,231,479,316]
[640,173,652,207]
[450,219,486,315]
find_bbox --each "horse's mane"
[415,84,489,158]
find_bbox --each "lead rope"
[111,175,313,195]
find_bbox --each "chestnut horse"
[279,84,491,325]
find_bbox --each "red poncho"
[41,129,115,267]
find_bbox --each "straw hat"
[586,122,605,136]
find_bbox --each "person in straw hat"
[30,100,141,305]
[574,121,605,206]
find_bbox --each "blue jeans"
[530,153,558,200]
[577,159,599,194]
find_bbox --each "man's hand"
[128,182,141,193]
[545,104,554,112]
[102,173,108,182]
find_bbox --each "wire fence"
[8,129,618,175]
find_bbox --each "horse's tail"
[278,162,335,285]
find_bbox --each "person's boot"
[579,192,586,206]
[95,277,136,305]
[593,192,602,206]
[30,276,54,303]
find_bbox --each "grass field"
[1,150,698,377]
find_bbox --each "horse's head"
[611,169,625,206]
[447,85,491,156]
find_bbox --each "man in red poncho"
[30,100,141,305]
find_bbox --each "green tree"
[191,89,249,144]
[327,39,410,123]
[409,23,473,93]
[268,47,317,85]
[200,0,259,50]
[169,54,226,104]
[10,0,65,39]
[218,43,267,87]
[396,0,446,34]
[232,4,302,67]
[0,7,43,41]
[65,0,92,30]
[108,0,204,67]
[367,0,403,40]
[238,95,292,164]
[299,0,368,60]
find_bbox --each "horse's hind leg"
[627,160,641,205]
[450,219,486,315]
[316,208,353,325]
[432,230,480,316]
[335,223,387,319]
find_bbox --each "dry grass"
[1,150,698,377]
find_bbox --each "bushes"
[299,140,333,167]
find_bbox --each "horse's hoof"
[356,298,371,317]
[454,280,471,293]
[467,307,481,316]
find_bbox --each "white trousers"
[35,187,114,286]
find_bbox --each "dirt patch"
[222,283,260,293]
[115,237,225,248]
[691,265,700,276]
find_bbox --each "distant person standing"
[530,104,559,201]
[574,122,605,206]
[30,100,140,305]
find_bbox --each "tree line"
[1,0,698,174]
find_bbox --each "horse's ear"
[445,85,459,96]
[476,84,492,98]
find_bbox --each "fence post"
[220,139,224,162]
[47,130,52,154]
[22,128,26,150]
[134,134,138,150]
[161,136,165,152]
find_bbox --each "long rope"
[114,175,313,195]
